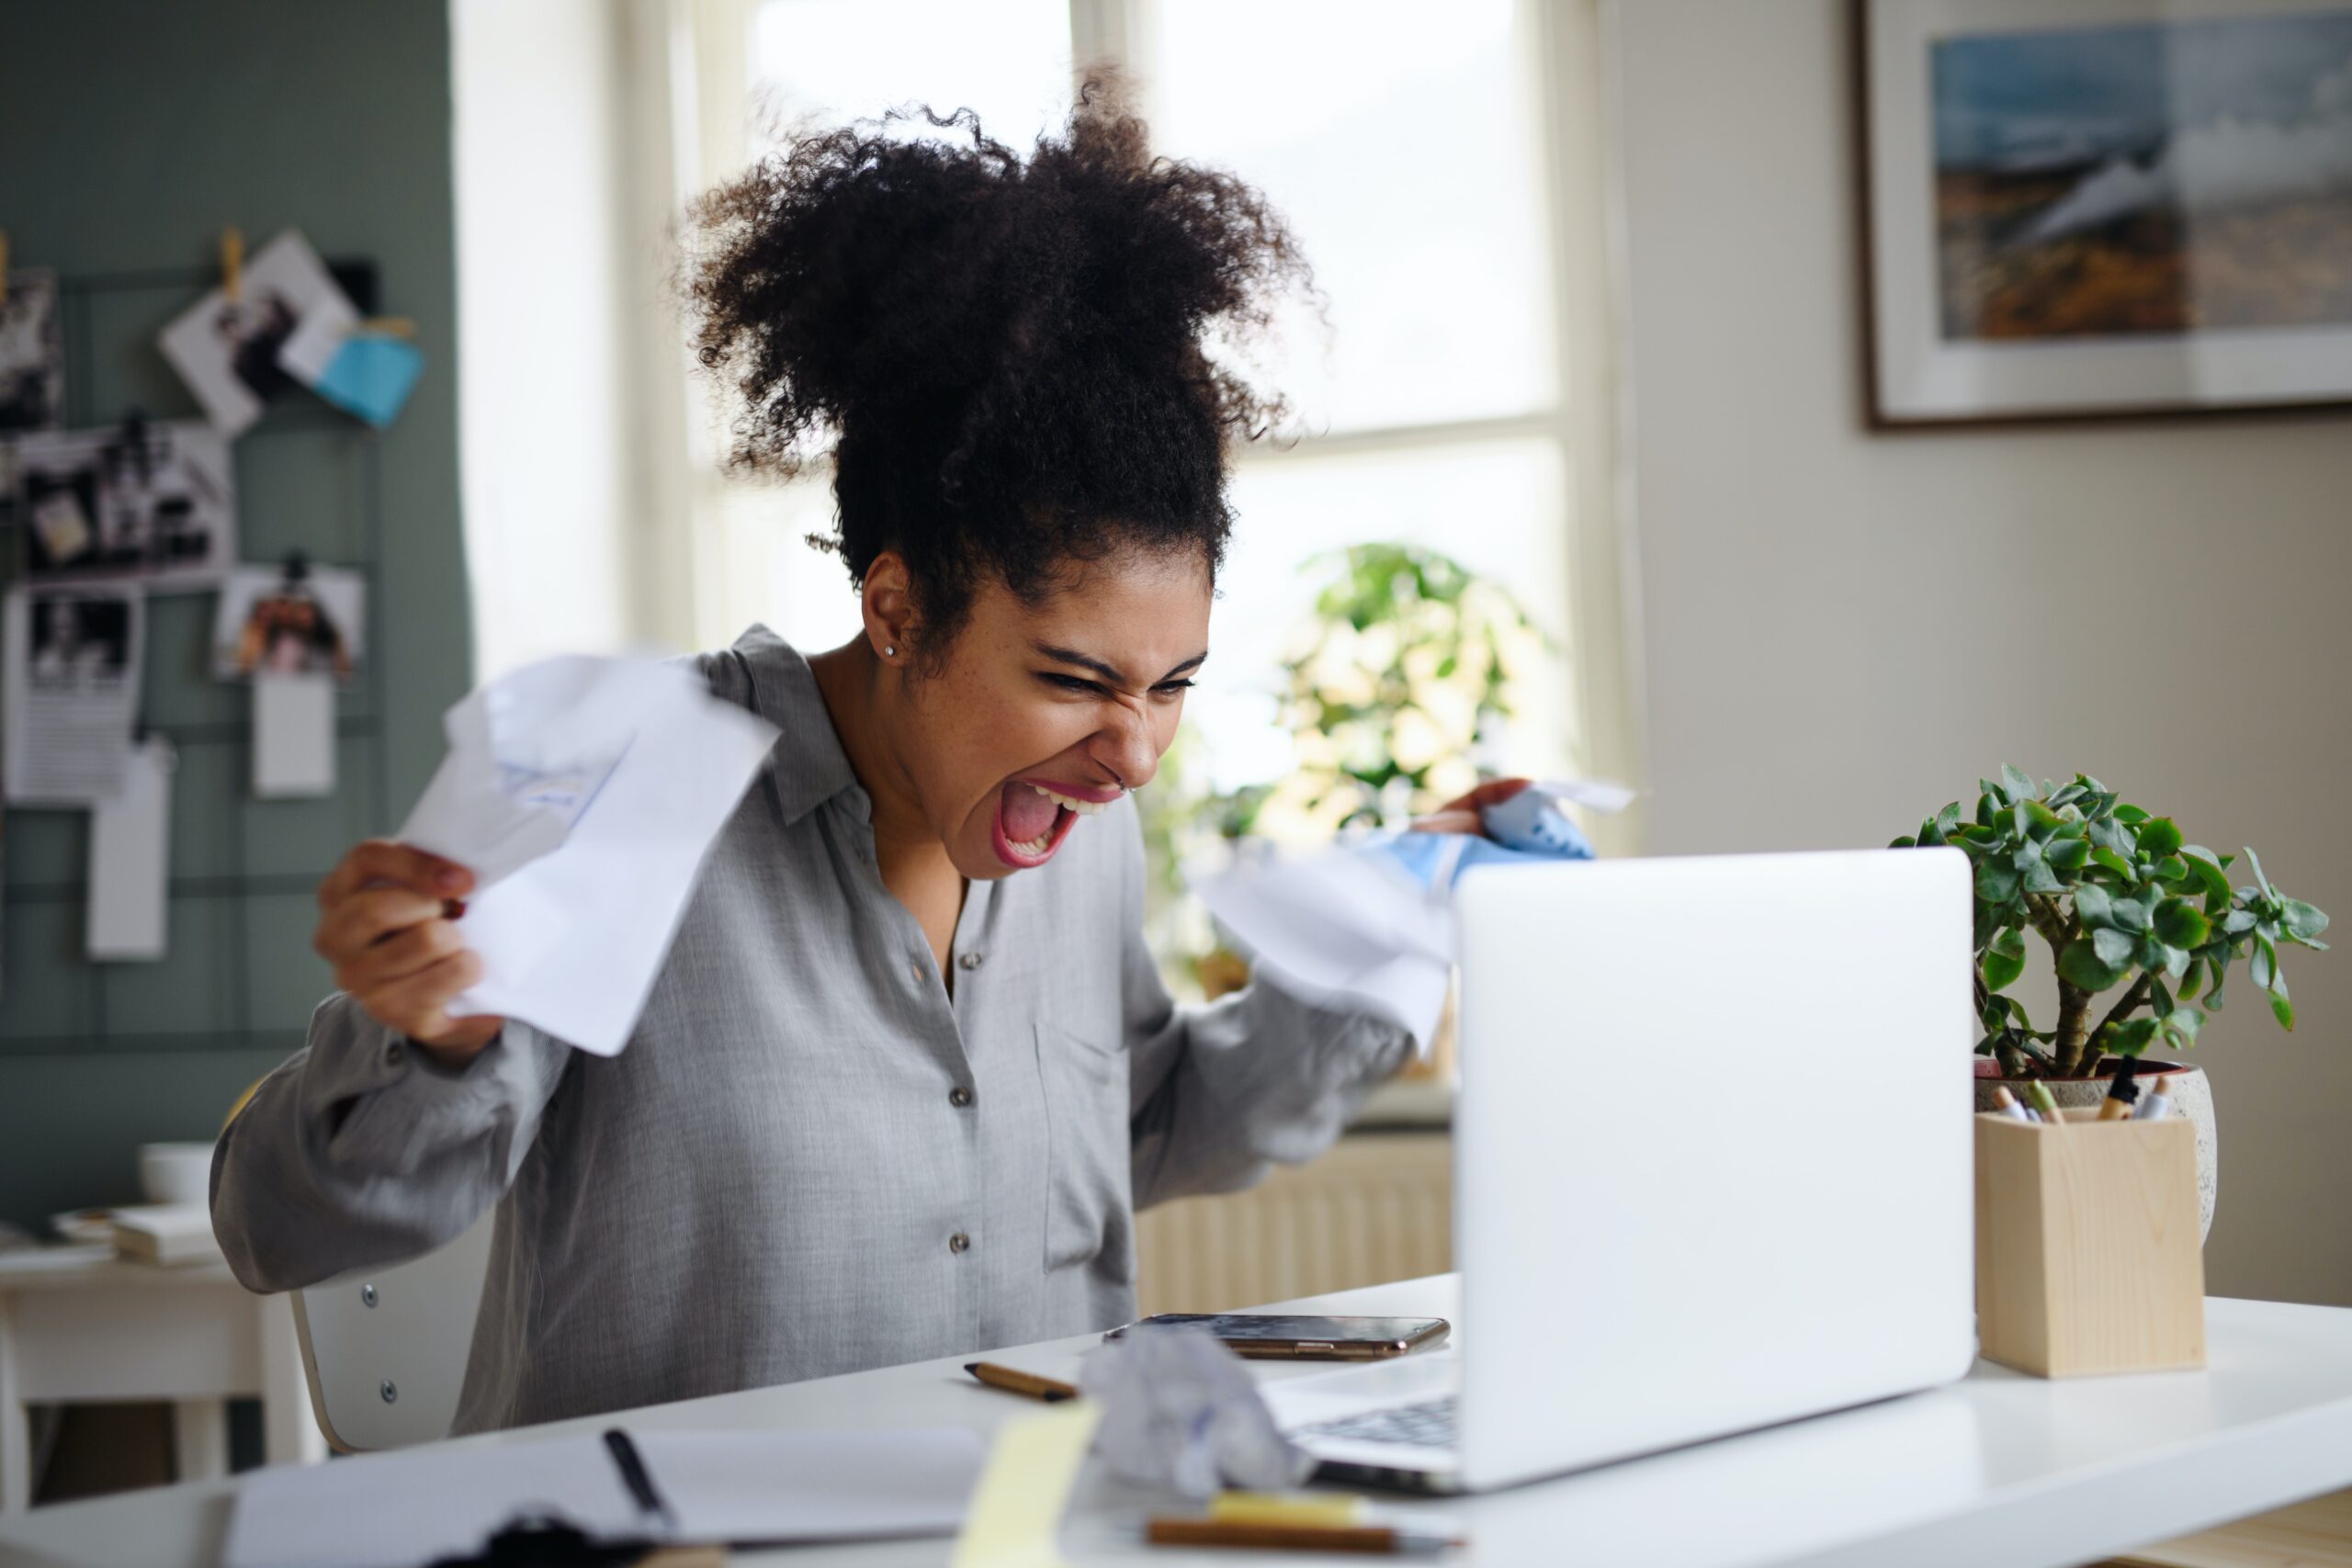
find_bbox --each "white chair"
[288,1213,496,1451]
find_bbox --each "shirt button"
[384,1040,406,1067]
[948,1231,970,1255]
[958,952,983,971]
[910,959,926,985]
[949,1086,973,1109]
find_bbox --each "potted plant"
[1894,767,2329,1239]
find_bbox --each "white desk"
[0,1247,327,1513]
[6,1275,2352,1568]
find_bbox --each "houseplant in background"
[1894,767,2330,1239]
[1137,542,1551,1010]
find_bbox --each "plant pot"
[1974,1062,2217,1244]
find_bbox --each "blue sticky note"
[312,334,423,428]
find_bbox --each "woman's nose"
[1090,702,1159,792]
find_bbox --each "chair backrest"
[289,1212,496,1451]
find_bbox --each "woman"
[213,89,1487,1434]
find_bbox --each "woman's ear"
[861,551,917,664]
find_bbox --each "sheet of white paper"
[1189,844,1454,1051]
[3,583,143,805]
[221,1427,984,1568]
[253,671,336,797]
[397,656,777,1055]
[89,735,175,960]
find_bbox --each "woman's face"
[891,547,1211,881]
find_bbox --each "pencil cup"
[1973,1110,2206,1378]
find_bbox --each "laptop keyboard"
[1294,1395,1459,1450]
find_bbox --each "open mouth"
[991,779,1114,869]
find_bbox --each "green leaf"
[2109,1018,2160,1056]
[2090,847,2135,879]
[2245,846,2276,898]
[1983,928,2028,992]
[2020,854,2064,896]
[1890,835,1918,850]
[1975,791,2000,829]
[2021,798,2063,840]
[2165,1006,2204,1044]
[2137,817,2183,857]
[2045,836,2090,872]
[1979,779,2009,810]
[2150,977,2176,1018]
[2050,783,2086,808]
[2152,855,2189,886]
[1934,801,1962,838]
[2074,884,2117,929]
[1976,860,2020,903]
[2272,990,2296,1031]
[1973,899,1998,951]
[2111,896,2153,934]
[2282,898,2330,942]
[2091,927,2136,967]
[2137,934,2172,972]
[2060,938,2125,991]
[2153,897,2211,949]
[2179,848,2233,901]
[2178,956,2206,1000]
[2001,763,2040,801]
[2114,804,2151,826]
[2222,908,2257,936]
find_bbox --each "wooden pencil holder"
[1974,1110,2206,1378]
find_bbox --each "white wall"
[452,0,637,678]
[1614,0,2352,1305]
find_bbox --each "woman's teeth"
[1028,784,1109,816]
[1010,829,1054,856]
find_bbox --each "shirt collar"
[719,625,862,828]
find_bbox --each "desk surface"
[6,1276,2352,1568]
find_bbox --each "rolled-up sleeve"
[1121,823,1416,1210]
[210,994,571,1292]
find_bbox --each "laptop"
[1261,848,1978,1494]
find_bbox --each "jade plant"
[1893,767,2329,1080]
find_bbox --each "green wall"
[0,1,470,1233]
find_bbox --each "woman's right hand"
[313,840,503,1060]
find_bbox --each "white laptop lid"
[1452,848,1976,1492]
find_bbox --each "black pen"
[603,1427,676,1537]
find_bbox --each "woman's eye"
[1151,680,1195,697]
[1042,672,1102,694]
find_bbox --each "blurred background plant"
[1140,541,1551,997]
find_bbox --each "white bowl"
[138,1142,216,1207]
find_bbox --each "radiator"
[1133,1132,1453,1316]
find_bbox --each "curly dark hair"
[684,79,1312,654]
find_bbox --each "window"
[658,0,1625,848]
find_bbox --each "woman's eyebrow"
[1032,642,1209,684]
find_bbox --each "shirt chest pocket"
[1035,1024,1134,1280]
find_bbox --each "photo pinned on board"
[157,230,357,435]
[211,556,365,686]
[11,418,237,592]
[0,268,64,434]
[2,583,145,807]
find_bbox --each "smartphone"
[1102,1313,1451,1359]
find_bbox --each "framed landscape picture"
[1860,0,2352,425]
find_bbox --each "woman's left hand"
[1408,777,1533,838]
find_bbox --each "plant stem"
[1995,1038,2030,1078]
[2053,980,2092,1077]
[2095,972,2154,1045]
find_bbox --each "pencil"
[963,1361,1078,1402]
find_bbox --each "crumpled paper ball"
[1078,1325,1316,1500]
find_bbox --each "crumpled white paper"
[1077,1327,1313,1500]
[397,656,776,1055]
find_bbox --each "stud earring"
[883,645,897,659]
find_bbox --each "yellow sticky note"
[951,1399,1104,1568]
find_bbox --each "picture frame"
[1858,0,2352,427]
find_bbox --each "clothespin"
[0,229,10,304]
[220,226,243,303]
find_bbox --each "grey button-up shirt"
[212,628,1411,1433]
